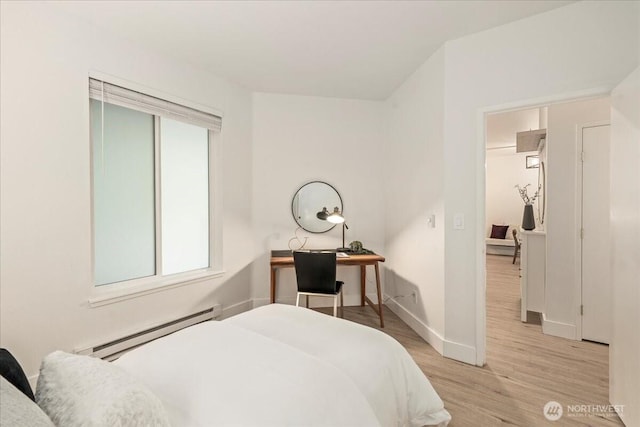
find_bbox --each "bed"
[5,304,451,426]
[113,304,451,426]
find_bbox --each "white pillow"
[1,377,54,426]
[35,351,170,427]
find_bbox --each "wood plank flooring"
[315,254,621,426]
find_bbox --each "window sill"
[88,269,225,308]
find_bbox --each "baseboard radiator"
[76,305,221,361]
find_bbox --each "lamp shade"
[327,207,345,224]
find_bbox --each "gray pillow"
[1,377,54,426]
[35,351,170,427]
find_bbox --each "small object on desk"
[336,252,349,258]
[348,241,375,255]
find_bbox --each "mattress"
[114,304,451,426]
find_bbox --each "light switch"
[453,213,465,230]
[427,214,436,228]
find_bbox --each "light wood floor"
[316,254,621,426]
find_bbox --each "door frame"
[476,86,613,366]
[575,120,610,341]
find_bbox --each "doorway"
[482,95,612,359]
[479,97,618,424]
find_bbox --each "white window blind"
[89,78,221,132]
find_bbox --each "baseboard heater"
[76,305,221,361]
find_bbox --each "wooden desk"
[270,251,386,327]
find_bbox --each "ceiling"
[55,0,575,100]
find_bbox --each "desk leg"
[362,263,384,328]
[374,262,384,328]
[360,265,366,306]
[270,267,276,304]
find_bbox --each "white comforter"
[114,304,451,427]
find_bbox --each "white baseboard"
[384,297,444,355]
[385,297,478,365]
[542,313,577,340]
[220,299,254,319]
[443,340,477,365]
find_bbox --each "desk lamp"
[325,207,349,252]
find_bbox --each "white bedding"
[114,304,451,427]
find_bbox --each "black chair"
[293,251,344,317]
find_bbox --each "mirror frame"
[291,181,343,233]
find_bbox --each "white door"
[581,124,611,344]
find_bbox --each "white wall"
[486,149,540,234]
[545,97,610,337]
[609,67,640,427]
[383,48,446,350]
[251,93,386,306]
[439,0,638,364]
[0,2,254,379]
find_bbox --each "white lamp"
[322,207,349,251]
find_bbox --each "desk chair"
[512,229,521,264]
[293,251,344,317]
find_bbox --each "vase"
[522,204,535,230]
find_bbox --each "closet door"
[581,124,611,344]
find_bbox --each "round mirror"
[291,181,343,233]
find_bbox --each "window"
[89,78,222,289]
